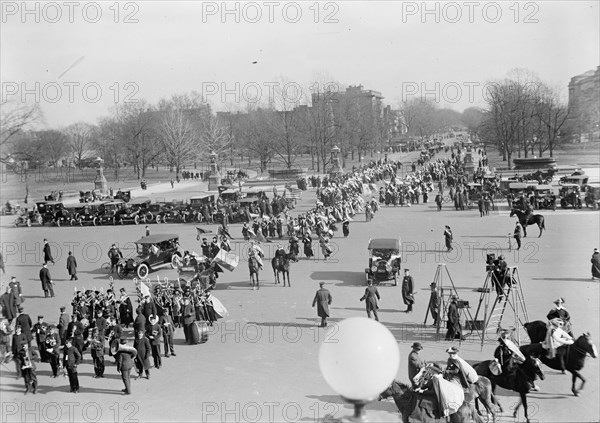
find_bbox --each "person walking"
[87,328,105,378]
[66,251,78,281]
[401,269,415,313]
[360,280,381,321]
[146,315,162,370]
[435,192,443,211]
[312,282,332,328]
[57,306,70,344]
[17,344,37,394]
[43,239,55,265]
[15,307,33,349]
[445,296,464,341]
[513,222,522,250]
[408,342,424,388]
[39,263,55,298]
[133,330,151,379]
[44,325,61,378]
[62,338,81,393]
[161,312,176,357]
[115,338,136,394]
[443,226,453,252]
[145,226,150,237]
[591,248,600,280]
[428,283,441,326]
[32,315,48,363]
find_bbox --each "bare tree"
[63,122,96,168]
[1,100,43,165]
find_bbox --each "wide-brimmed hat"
[411,342,423,350]
[553,298,565,305]
[446,346,459,354]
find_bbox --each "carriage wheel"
[136,263,149,279]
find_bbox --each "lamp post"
[329,145,343,179]
[318,317,400,422]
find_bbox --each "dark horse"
[248,254,260,290]
[522,320,598,396]
[509,209,545,237]
[473,356,545,423]
[379,380,484,423]
[271,253,291,287]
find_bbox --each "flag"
[253,231,270,243]
[208,294,228,318]
[138,281,151,298]
[211,249,239,272]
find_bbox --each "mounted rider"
[492,329,526,377]
[542,316,574,373]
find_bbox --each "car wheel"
[146,212,154,222]
[162,214,169,223]
[56,219,61,227]
[393,271,398,286]
[78,217,83,226]
[26,218,32,227]
[134,215,140,225]
[112,217,116,225]
[155,215,162,224]
[70,218,76,226]
[37,215,43,225]
[181,214,186,223]
[92,217,98,226]
[171,253,181,268]
[137,263,149,279]
[117,264,127,279]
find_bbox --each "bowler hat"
[553,297,565,305]
[411,342,423,350]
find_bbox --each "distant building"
[567,66,600,142]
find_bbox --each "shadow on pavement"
[310,271,364,286]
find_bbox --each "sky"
[1,0,599,128]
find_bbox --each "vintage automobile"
[466,183,482,208]
[559,183,583,209]
[56,204,85,226]
[507,182,537,209]
[220,188,245,203]
[584,182,600,209]
[559,173,589,187]
[36,201,66,225]
[187,194,217,222]
[13,208,43,227]
[115,197,152,224]
[364,238,402,286]
[533,185,556,210]
[114,190,132,202]
[97,200,127,225]
[116,234,184,279]
[76,201,110,226]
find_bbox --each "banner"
[211,249,239,272]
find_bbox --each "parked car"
[13,208,43,227]
[584,182,600,209]
[364,238,402,286]
[117,234,184,279]
[97,200,127,225]
[533,185,556,210]
[36,201,66,226]
[115,197,152,224]
[57,204,85,226]
[76,201,110,226]
[559,184,583,209]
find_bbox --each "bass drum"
[188,321,209,345]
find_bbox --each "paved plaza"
[1,165,598,423]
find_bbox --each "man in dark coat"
[43,239,55,265]
[66,251,78,280]
[133,308,146,334]
[32,315,48,362]
[15,306,33,348]
[133,330,151,379]
[181,296,195,344]
[360,280,381,321]
[312,282,332,328]
[146,315,162,370]
[0,286,17,322]
[591,248,600,280]
[63,338,81,393]
[88,327,105,378]
[427,283,441,326]
[401,269,415,313]
[513,222,522,250]
[57,306,70,344]
[117,288,134,327]
[115,339,136,394]
[39,263,54,298]
[140,296,157,325]
[408,342,424,388]
[44,325,61,377]
[443,226,453,252]
[445,296,464,341]
[9,276,23,307]
[161,312,175,357]
[444,347,470,389]
[66,315,84,354]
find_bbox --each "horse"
[509,209,545,237]
[413,363,497,422]
[248,254,260,290]
[522,321,597,396]
[473,356,545,423]
[271,253,291,287]
[379,380,484,423]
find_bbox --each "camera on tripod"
[486,253,496,272]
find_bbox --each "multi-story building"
[567,66,600,142]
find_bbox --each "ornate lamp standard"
[329,145,344,179]
[93,157,108,195]
[208,151,222,191]
[318,317,400,422]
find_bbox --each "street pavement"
[1,167,599,423]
